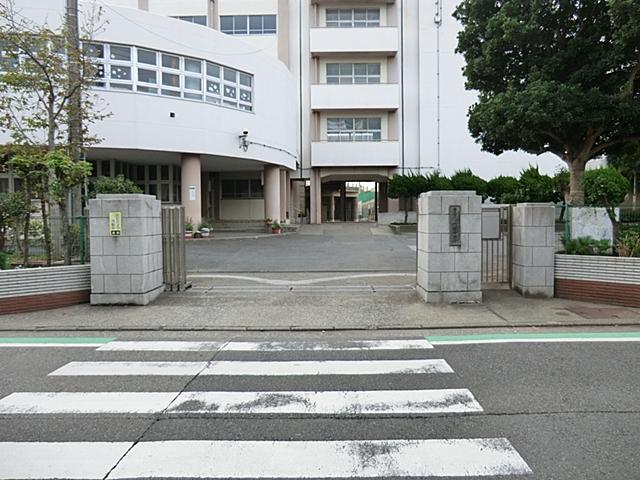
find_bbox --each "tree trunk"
[59,189,72,265]
[22,180,31,267]
[567,159,587,206]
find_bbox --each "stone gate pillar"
[512,203,555,298]
[89,194,164,305]
[416,191,482,304]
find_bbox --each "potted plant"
[198,222,212,238]
[271,220,281,234]
[185,221,194,239]
[264,217,273,233]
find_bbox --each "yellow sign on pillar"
[109,212,122,236]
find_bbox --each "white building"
[2,0,563,225]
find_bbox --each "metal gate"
[161,205,190,291]
[481,205,512,286]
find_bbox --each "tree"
[0,0,107,264]
[450,169,487,198]
[608,142,640,206]
[454,0,640,205]
[388,173,420,224]
[6,151,48,265]
[0,191,29,252]
[47,150,92,264]
[583,167,630,245]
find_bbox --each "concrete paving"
[2,275,639,331]
[187,223,416,272]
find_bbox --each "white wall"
[217,0,279,57]
[6,0,298,171]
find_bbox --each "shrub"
[616,229,640,257]
[91,175,143,197]
[553,169,570,202]
[517,166,558,202]
[425,171,453,190]
[450,169,488,198]
[0,251,9,270]
[486,176,519,203]
[563,236,612,256]
[583,167,630,208]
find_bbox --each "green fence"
[1,215,89,268]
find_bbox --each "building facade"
[2,0,563,225]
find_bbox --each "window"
[85,43,254,112]
[327,117,382,142]
[326,63,381,84]
[172,15,207,26]
[221,179,264,199]
[220,15,276,35]
[326,8,380,28]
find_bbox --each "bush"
[425,171,453,190]
[554,169,570,202]
[616,229,640,257]
[517,166,558,202]
[91,175,143,197]
[486,176,519,203]
[0,251,9,270]
[583,167,630,209]
[450,169,487,197]
[563,236,612,256]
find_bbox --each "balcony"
[310,27,399,55]
[311,140,400,167]
[311,83,399,111]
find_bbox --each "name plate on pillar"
[109,212,122,237]
[449,205,461,246]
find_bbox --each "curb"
[1,321,639,332]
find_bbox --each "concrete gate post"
[416,191,482,304]
[89,194,164,305]
[512,203,555,298]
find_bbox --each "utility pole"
[66,0,82,262]
[66,0,82,167]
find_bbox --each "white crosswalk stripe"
[49,358,454,376]
[97,338,433,352]
[0,337,532,478]
[0,439,532,479]
[0,389,483,415]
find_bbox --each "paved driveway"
[186,223,417,272]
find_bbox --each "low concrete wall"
[569,207,617,243]
[555,254,640,307]
[0,264,91,315]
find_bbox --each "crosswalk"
[0,338,533,478]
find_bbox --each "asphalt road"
[0,332,638,479]
[186,224,417,272]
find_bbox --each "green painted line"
[426,332,640,343]
[0,337,115,344]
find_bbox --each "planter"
[272,227,281,235]
[555,254,640,307]
[185,231,194,239]
[0,264,91,315]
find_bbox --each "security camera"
[239,130,250,151]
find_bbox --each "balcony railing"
[311,83,400,110]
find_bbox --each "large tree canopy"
[454,0,640,205]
